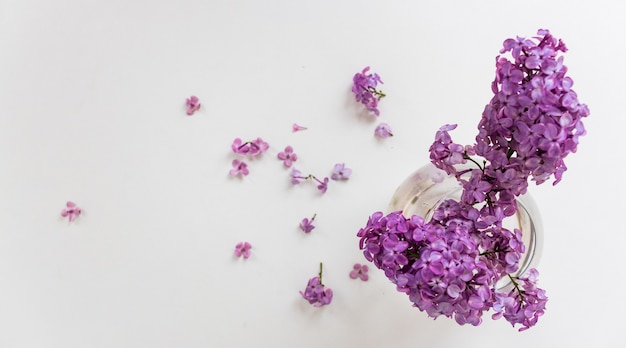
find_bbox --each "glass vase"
[388,162,543,290]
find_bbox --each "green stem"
[318,262,324,285]
[367,86,386,99]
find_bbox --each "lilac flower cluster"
[431,29,588,189]
[299,263,333,307]
[352,67,394,139]
[359,29,587,331]
[492,269,547,331]
[352,66,385,116]
[358,207,542,329]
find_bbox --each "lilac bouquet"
[357,29,588,331]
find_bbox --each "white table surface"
[1,1,623,347]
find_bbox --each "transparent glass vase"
[388,162,543,290]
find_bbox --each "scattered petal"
[292,123,308,132]
[61,201,82,222]
[277,145,298,167]
[349,263,369,281]
[229,159,249,176]
[290,168,304,185]
[234,241,252,259]
[374,122,393,138]
[232,137,270,156]
[185,96,201,115]
[331,163,352,181]
[315,177,329,194]
[299,214,316,233]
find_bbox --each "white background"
[1,1,623,347]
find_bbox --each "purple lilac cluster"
[299,263,333,307]
[358,29,588,331]
[352,67,394,139]
[431,29,588,189]
[358,208,541,329]
[352,66,385,116]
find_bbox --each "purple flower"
[61,201,82,222]
[374,122,393,138]
[352,66,386,116]
[315,176,329,194]
[234,241,252,259]
[300,263,333,307]
[185,96,201,115]
[290,168,305,185]
[290,169,330,194]
[349,263,369,281]
[299,214,316,233]
[357,29,586,331]
[229,159,249,176]
[492,270,548,331]
[231,137,269,157]
[429,124,467,175]
[277,146,298,167]
[292,123,308,132]
[331,163,352,181]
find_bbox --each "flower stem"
[507,274,526,305]
[318,262,324,285]
[464,153,485,171]
[368,87,386,99]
